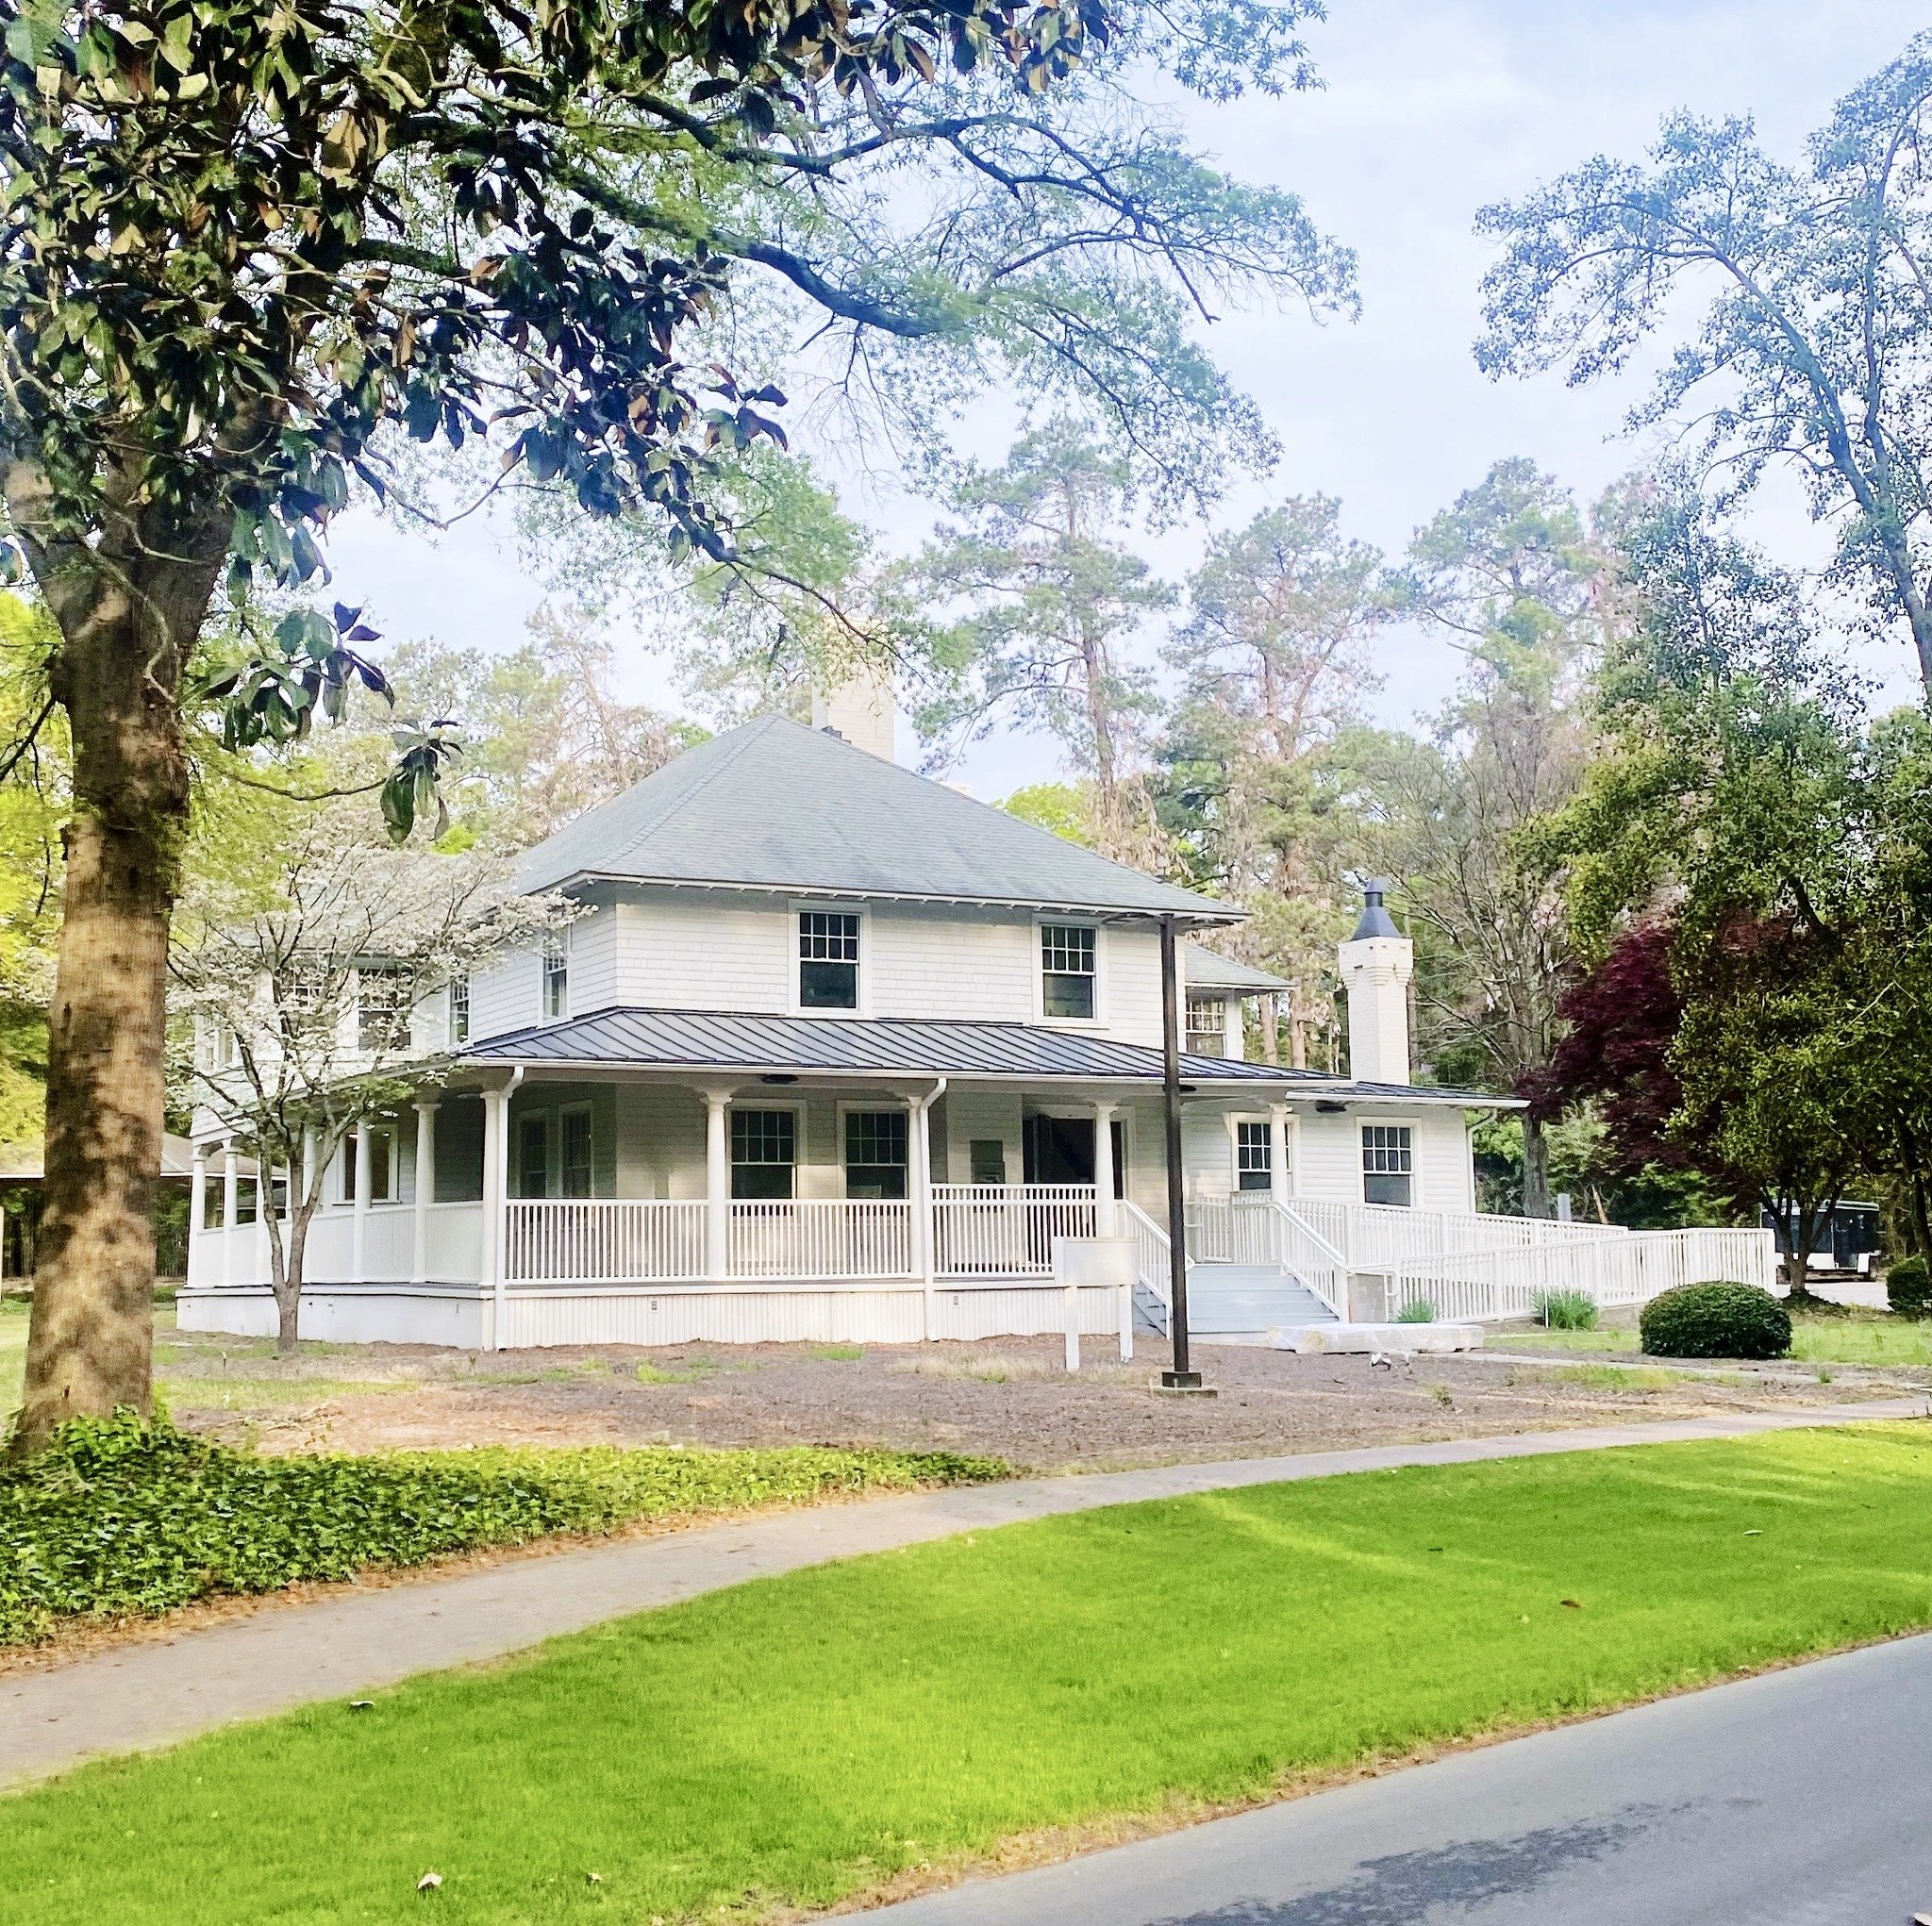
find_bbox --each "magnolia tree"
[172,826,569,1352]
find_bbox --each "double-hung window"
[845,1110,908,1200]
[798,911,860,1010]
[448,975,470,1046]
[731,1109,796,1200]
[1186,996,1226,1056]
[1362,1124,1413,1207]
[1041,923,1096,1020]
[1236,1121,1274,1193]
[357,968,408,1054]
[541,936,569,1021]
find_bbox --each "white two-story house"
[182,712,1771,1349]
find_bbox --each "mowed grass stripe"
[8,1424,1932,1923]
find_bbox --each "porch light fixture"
[1316,1100,1346,1114]
[760,1073,799,1086]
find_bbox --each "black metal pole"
[1158,914,1202,1390]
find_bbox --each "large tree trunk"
[1521,1111,1553,1220]
[8,506,220,1455]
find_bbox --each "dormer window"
[1041,923,1096,1020]
[542,935,569,1021]
[798,911,859,1010]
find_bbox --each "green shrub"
[1887,1254,1932,1319]
[1639,1281,1790,1360]
[1394,1299,1436,1323]
[0,1415,1006,1647]
[1530,1287,1599,1331]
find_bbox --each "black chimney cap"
[1350,877,1400,940]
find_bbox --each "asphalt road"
[874,1632,1932,1925]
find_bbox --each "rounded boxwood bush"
[1640,1281,1790,1359]
[1887,1254,1932,1319]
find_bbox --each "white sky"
[327,0,1931,797]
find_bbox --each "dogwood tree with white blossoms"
[171,818,572,1352]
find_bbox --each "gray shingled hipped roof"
[1183,944,1291,993]
[461,1005,1509,1105]
[513,714,1235,921]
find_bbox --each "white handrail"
[1273,1202,1349,1320]
[1122,1200,1181,1336]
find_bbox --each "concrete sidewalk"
[3,1399,1924,1788]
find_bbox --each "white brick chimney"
[811,665,895,762]
[1339,878,1412,1085]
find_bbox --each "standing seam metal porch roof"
[511,713,1236,920]
[460,1005,1511,1105]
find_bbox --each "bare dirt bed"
[158,1324,1911,1472]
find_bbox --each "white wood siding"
[869,908,1034,1022]
[611,895,790,1013]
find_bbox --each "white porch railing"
[1390,1226,1778,1322]
[728,1199,913,1279]
[508,1199,706,1283]
[933,1184,1097,1279]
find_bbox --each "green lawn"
[1504,1314,1932,1367]
[8,1424,1932,1923]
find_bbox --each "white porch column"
[1269,1101,1291,1206]
[351,1123,370,1283]
[1091,1100,1118,1237]
[480,1076,520,1349]
[909,1080,946,1339]
[220,1139,239,1286]
[703,1087,733,1282]
[412,1100,438,1285]
[190,1144,208,1283]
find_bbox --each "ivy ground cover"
[0,1417,1003,1646]
[6,1423,1932,1921]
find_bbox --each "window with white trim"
[541,935,569,1021]
[448,974,470,1045]
[1362,1124,1413,1207]
[1236,1121,1273,1192]
[798,911,860,1010]
[731,1109,796,1200]
[1186,995,1225,1056]
[845,1110,908,1200]
[357,968,408,1054]
[1041,923,1096,1020]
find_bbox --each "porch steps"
[1186,1263,1337,1342]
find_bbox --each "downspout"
[916,1077,947,1341]
[492,1065,525,1352]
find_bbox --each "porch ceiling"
[459,1005,1512,1106]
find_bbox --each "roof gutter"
[539,871,1244,926]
